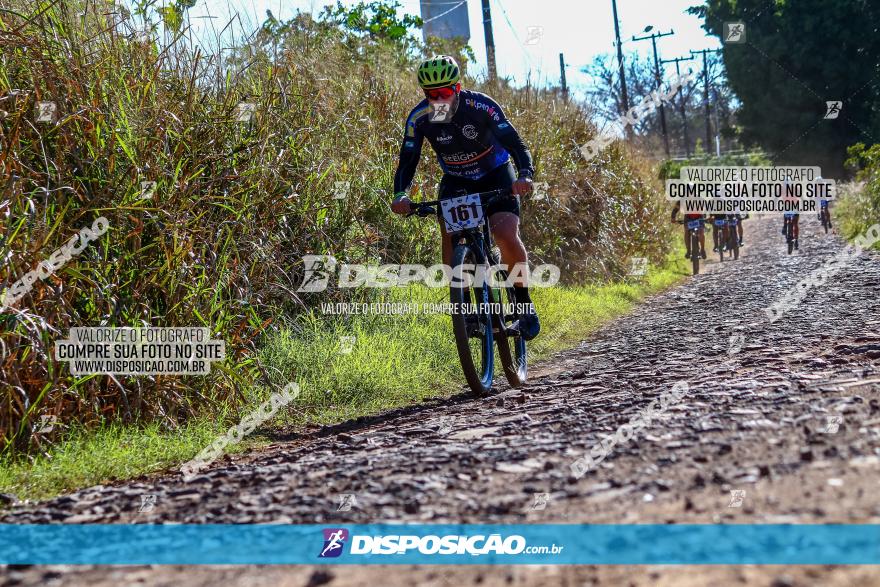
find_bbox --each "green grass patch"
[0,257,688,503]
[0,420,217,502]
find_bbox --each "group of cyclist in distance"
[671,202,745,260]
[670,178,834,258]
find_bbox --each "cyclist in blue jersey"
[780,179,800,250]
[390,56,540,340]
[816,176,833,229]
[670,202,707,259]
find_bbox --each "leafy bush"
[838,143,880,245]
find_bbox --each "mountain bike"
[725,215,740,260]
[783,213,797,254]
[676,217,704,275]
[408,189,527,396]
[819,202,831,234]
[712,216,732,262]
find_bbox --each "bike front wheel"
[450,244,495,396]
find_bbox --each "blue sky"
[181,0,721,97]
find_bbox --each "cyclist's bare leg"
[683,224,691,256]
[490,211,539,338]
[489,212,527,286]
[438,213,528,284]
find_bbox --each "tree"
[321,1,422,45]
[690,0,880,176]
[585,51,739,157]
[585,52,656,123]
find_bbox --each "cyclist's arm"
[671,201,680,221]
[483,97,534,179]
[392,113,426,197]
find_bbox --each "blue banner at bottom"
[1,524,878,564]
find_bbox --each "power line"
[492,0,535,72]
[632,27,675,157]
[611,0,630,138]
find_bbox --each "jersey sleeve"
[482,96,535,178]
[392,107,426,195]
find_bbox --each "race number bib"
[687,219,702,230]
[440,194,483,232]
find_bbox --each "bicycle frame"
[408,189,527,394]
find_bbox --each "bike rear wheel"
[450,244,494,396]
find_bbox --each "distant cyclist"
[389,55,540,340]
[671,201,707,259]
[781,179,800,250]
[709,213,728,253]
[726,213,745,248]
[816,176,833,229]
[818,200,832,228]
[705,183,739,252]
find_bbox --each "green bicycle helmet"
[417,55,461,89]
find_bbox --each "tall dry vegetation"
[0,0,671,455]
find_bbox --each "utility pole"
[690,49,721,154]
[633,27,674,157]
[481,0,497,83]
[559,53,568,99]
[661,55,695,157]
[611,0,631,138]
[712,86,722,156]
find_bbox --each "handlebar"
[672,215,712,224]
[405,189,511,219]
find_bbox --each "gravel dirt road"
[3,216,879,586]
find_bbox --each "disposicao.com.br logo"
[297,255,560,292]
[319,528,349,558]
[318,528,563,558]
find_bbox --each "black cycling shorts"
[438,161,520,217]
